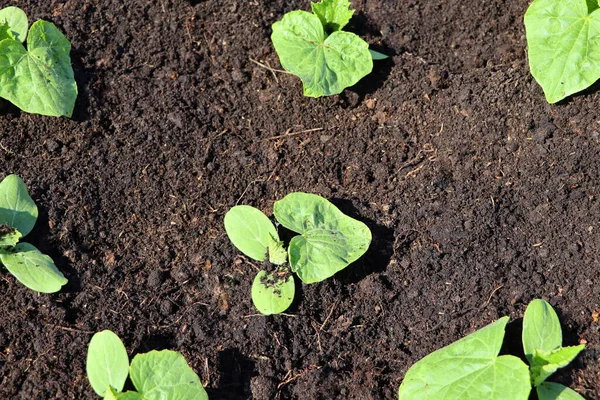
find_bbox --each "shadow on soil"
[207,348,255,400]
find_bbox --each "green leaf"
[273,192,371,284]
[114,392,143,400]
[0,6,28,42]
[531,345,586,386]
[311,0,354,32]
[537,382,586,400]
[0,20,77,117]
[271,11,373,97]
[251,270,295,315]
[369,49,389,60]
[0,226,21,247]
[524,0,600,103]
[0,174,38,237]
[130,350,208,400]
[522,299,563,364]
[224,205,285,264]
[0,242,67,293]
[398,317,531,400]
[86,330,130,397]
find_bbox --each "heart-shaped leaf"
[271,10,372,97]
[0,6,28,42]
[0,174,38,237]
[130,350,208,400]
[0,242,68,293]
[86,330,130,397]
[0,20,77,117]
[251,270,295,315]
[273,192,371,284]
[525,0,600,103]
[398,317,531,399]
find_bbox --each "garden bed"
[0,0,599,398]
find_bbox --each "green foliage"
[398,299,586,399]
[397,317,531,399]
[525,0,600,103]
[251,270,295,315]
[271,0,386,97]
[87,330,129,397]
[86,330,209,400]
[273,192,372,284]
[224,192,371,314]
[0,174,67,293]
[522,299,585,398]
[0,6,77,117]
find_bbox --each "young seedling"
[398,299,585,399]
[525,0,600,103]
[86,330,209,399]
[271,0,388,97]
[522,299,586,400]
[224,192,371,315]
[0,174,67,293]
[0,6,77,117]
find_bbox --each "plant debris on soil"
[0,0,599,399]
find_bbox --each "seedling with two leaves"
[271,0,388,97]
[0,174,67,293]
[398,299,586,399]
[224,192,371,315]
[86,330,209,399]
[0,6,77,117]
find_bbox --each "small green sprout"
[398,299,585,400]
[524,0,600,103]
[224,192,372,315]
[0,6,77,117]
[86,330,209,399]
[0,174,67,293]
[271,0,388,97]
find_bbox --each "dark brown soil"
[0,0,599,399]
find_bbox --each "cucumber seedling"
[224,192,371,315]
[87,330,209,399]
[0,174,67,293]
[397,299,585,400]
[0,6,77,117]
[271,0,388,97]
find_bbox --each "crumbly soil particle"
[0,0,599,399]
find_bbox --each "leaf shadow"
[342,10,395,102]
[326,197,395,285]
[206,348,255,400]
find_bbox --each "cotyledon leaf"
[525,0,600,103]
[86,331,130,397]
[273,192,371,284]
[0,174,38,237]
[224,205,284,264]
[537,382,586,400]
[398,317,531,400]
[130,350,208,400]
[522,299,563,365]
[0,6,28,42]
[0,242,67,293]
[271,10,372,97]
[0,20,77,117]
[251,270,295,315]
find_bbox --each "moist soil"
[0,0,599,399]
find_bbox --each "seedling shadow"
[326,198,394,284]
[206,348,255,399]
[344,11,395,101]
